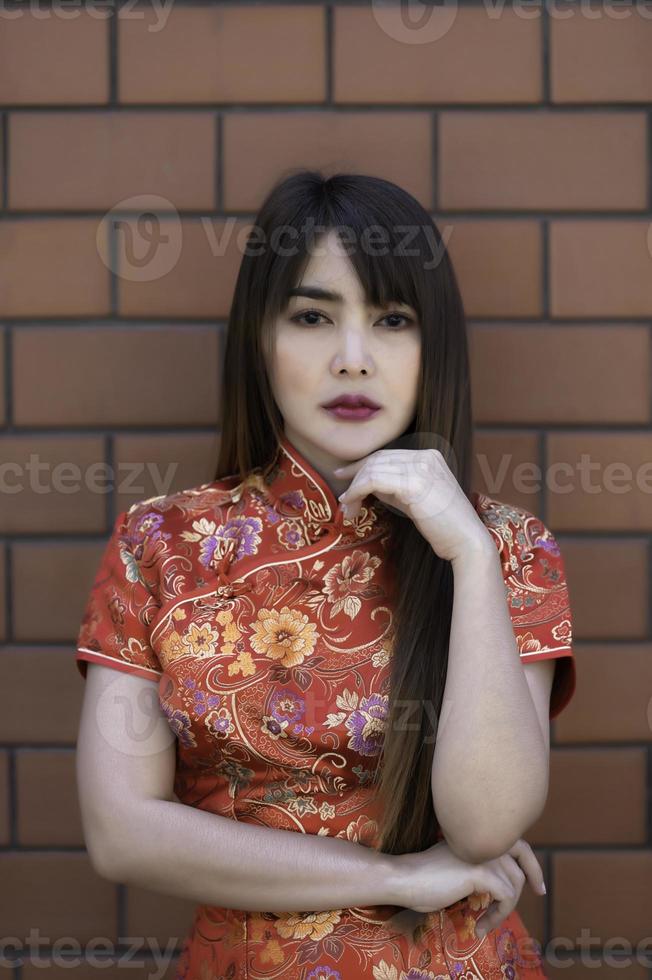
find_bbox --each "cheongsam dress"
[75,433,577,980]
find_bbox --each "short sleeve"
[75,509,163,683]
[477,494,576,720]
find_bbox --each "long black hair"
[213,169,473,855]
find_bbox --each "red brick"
[0,545,5,641]
[0,751,9,845]
[551,12,652,103]
[0,648,84,744]
[9,112,216,211]
[0,13,108,104]
[561,538,648,640]
[530,748,646,845]
[334,6,541,103]
[472,430,543,514]
[442,219,542,317]
[113,432,221,514]
[550,221,652,317]
[555,645,652,744]
[13,539,115,643]
[547,432,652,530]
[0,853,117,939]
[12,326,220,427]
[16,750,83,846]
[439,112,647,210]
[116,218,246,318]
[553,850,652,944]
[0,221,110,317]
[471,325,649,424]
[119,5,326,103]
[0,436,106,534]
[223,112,432,211]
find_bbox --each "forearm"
[431,539,548,862]
[105,797,404,913]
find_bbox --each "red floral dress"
[76,434,576,980]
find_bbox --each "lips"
[321,394,381,410]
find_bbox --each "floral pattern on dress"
[76,434,576,980]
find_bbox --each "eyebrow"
[286,286,345,303]
[286,286,411,309]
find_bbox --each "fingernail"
[541,883,547,894]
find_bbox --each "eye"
[290,309,415,330]
[380,312,414,330]
[290,309,329,327]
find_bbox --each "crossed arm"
[430,541,554,865]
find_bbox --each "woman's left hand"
[334,447,493,564]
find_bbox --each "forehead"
[290,245,365,301]
[284,229,415,311]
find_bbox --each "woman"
[75,170,576,980]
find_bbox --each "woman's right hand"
[393,837,546,933]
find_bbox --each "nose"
[331,324,375,376]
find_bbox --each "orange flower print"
[217,609,242,655]
[552,618,572,645]
[335,814,379,847]
[274,910,342,941]
[323,550,381,619]
[159,629,188,669]
[447,890,492,944]
[108,593,127,627]
[515,631,543,654]
[249,916,285,967]
[183,621,219,658]
[371,634,394,668]
[250,606,317,667]
[227,650,256,677]
[121,637,151,665]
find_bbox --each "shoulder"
[111,474,250,598]
[122,473,246,537]
[471,490,564,572]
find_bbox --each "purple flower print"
[279,524,305,549]
[281,490,305,512]
[346,692,388,756]
[131,511,167,545]
[205,709,233,736]
[269,688,305,725]
[533,533,560,557]
[305,968,342,980]
[192,690,221,718]
[160,702,196,750]
[199,515,263,568]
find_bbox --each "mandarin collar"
[260,433,381,540]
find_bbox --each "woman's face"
[264,229,422,493]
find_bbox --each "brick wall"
[0,3,651,978]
